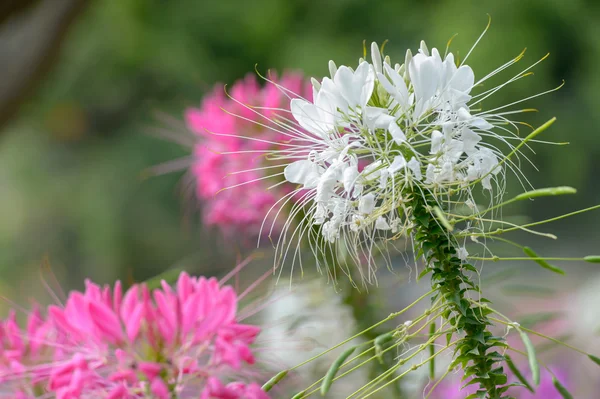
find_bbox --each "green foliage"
[413,194,510,398]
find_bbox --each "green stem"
[412,193,509,399]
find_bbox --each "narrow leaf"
[584,256,600,263]
[433,206,454,231]
[291,391,307,399]
[517,328,540,385]
[374,332,394,364]
[513,186,576,201]
[429,322,436,379]
[262,370,288,392]
[523,247,565,275]
[588,354,600,366]
[505,354,534,392]
[552,377,573,399]
[374,332,394,347]
[321,346,356,395]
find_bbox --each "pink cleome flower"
[0,272,269,399]
[185,72,312,238]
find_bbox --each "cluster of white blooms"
[279,41,509,252]
[258,279,379,397]
[223,36,549,275]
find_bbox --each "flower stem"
[412,193,509,399]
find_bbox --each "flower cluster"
[225,39,549,274]
[185,72,312,238]
[0,272,268,399]
[259,278,377,397]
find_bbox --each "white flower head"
[222,30,559,283]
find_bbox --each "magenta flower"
[185,72,312,238]
[0,272,268,399]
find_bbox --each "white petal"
[319,78,348,116]
[457,107,472,121]
[461,128,481,154]
[315,167,338,202]
[334,62,374,108]
[384,64,409,100]
[425,163,436,184]
[342,165,359,193]
[419,40,429,56]
[388,155,406,174]
[310,77,321,92]
[408,157,422,181]
[291,99,329,136]
[358,192,376,214]
[471,117,494,130]
[388,121,406,145]
[371,42,383,75]
[364,106,395,130]
[431,130,444,154]
[451,65,475,94]
[409,54,440,105]
[284,160,322,188]
[458,107,493,130]
[482,175,493,190]
[456,247,469,261]
[328,60,338,79]
[375,216,391,230]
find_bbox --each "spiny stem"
[412,192,510,398]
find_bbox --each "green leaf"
[374,332,394,364]
[588,354,600,366]
[417,267,430,281]
[429,322,436,379]
[584,256,600,263]
[517,328,540,385]
[552,377,573,399]
[291,391,307,399]
[374,332,394,347]
[513,186,576,201]
[144,267,186,290]
[321,346,356,395]
[522,247,565,275]
[433,206,454,231]
[505,354,534,392]
[261,370,288,392]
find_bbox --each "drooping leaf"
[552,377,574,399]
[505,354,534,392]
[523,247,565,275]
[321,346,356,395]
[513,186,576,201]
[516,328,540,385]
[588,354,600,366]
[261,370,288,392]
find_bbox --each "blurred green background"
[1,0,599,298]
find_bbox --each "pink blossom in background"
[0,272,268,399]
[185,72,312,238]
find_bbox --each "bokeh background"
[0,0,599,396]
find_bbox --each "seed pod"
[261,370,288,392]
[321,346,356,396]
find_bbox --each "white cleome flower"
[225,33,558,281]
[258,279,375,397]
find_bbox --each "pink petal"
[88,301,124,344]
